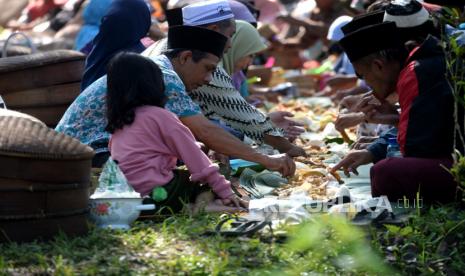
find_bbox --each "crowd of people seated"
[3,0,463,213]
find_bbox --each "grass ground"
[0,213,388,275]
[2,203,464,276]
[373,203,465,275]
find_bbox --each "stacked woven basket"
[0,50,85,127]
[0,110,94,242]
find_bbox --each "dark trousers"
[370,157,458,203]
[140,170,208,217]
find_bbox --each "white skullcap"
[182,0,234,26]
[383,0,430,28]
[327,16,353,41]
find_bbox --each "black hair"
[106,52,166,134]
[357,46,409,68]
[163,48,209,62]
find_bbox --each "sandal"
[203,216,271,237]
[351,202,410,227]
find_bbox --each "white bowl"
[88,198,155,230]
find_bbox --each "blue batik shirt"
[55,55,201,153]
[150,55,202,117]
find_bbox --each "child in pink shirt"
[106,52,248,213]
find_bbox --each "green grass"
[372,204,465,275]
[0,214,391,275]
[2,205,465,275]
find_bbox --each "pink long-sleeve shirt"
[110,106,233,199]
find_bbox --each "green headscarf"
[221,20,268,76]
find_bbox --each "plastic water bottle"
[386,137,402,158]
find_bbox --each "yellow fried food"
[298,168,327,178]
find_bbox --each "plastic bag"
[91,158,140,198]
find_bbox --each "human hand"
[330,150,374,177]
[222,195,249,209]
[339,95,363,111]
[209,151,229,164]
[351,93,398,124]
[269,111,305,140]
[364,111,400,126]
[353,93,381,114]
[351,136,378,150]
[263,153,296,177]
[331,84,371,103]
[335,112,366,132]
[286,145,307,157]
[314,86,335,97]
[331,87,354,102]
[366,102,398,116]
[284,126,306,141]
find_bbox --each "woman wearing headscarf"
[80,0,151,91]
[74,0,113,51]
[228,0,257,27]
[190,21,306,156]
[221,17,263,95]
